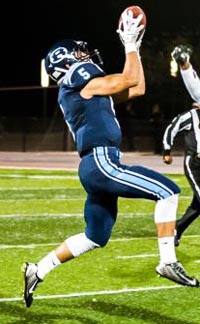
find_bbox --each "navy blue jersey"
[58,61,122,156]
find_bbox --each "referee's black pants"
[176,155,200,238]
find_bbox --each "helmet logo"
[49,47,68,64]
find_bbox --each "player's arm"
[113,10,146,104]
[80,52,141,99]
[115,57,145,103]
[81,10,145,102]
[171,45,200,103]
[180,66,200,103]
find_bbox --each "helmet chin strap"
[53,67,69,85]
[55,67,69,73]
[92,49,103,66]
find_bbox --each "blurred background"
[1,0,199,153]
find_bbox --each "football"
[119,5,147,30]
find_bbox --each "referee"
[163,44,200,246]
[163,106,200,246]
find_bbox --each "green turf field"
[0,168,200,324]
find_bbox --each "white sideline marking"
[0,285,183,303]
[117,254,158,259]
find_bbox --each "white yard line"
[0,243,60,249]
[0,235,200,249]
[0,213,83,218]
[0,285,183,303]
[0,213,151,218]
[0,187,80,190]
[117,254,159,259]
[0,211,192,219]
[0,237,156,249]
[0,175,78,179]
[0,197,85,201]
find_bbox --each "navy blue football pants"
[78,146,180,246]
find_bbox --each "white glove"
[171,45,192,66]
[135,28,145,52]
[117,9,145,53]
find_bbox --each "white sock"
[158,237,177,265]
[37,251,61,280]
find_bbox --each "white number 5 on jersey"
[77,67,90,80]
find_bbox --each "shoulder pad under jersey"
[63,62,106,90]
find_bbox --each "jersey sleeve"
[63,62,106,90]
[181,65,200,103]
[162,111,192,153]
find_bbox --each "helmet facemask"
[74,41,103,66]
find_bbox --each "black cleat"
[22,262,42,307]
[156,261,199,287]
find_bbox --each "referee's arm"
[162,111,192,163]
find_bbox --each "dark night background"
[1,0,200,119]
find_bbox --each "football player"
[23,12,199,308]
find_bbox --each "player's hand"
[192,102,200,110]
[163,155,173,164]
[117,11,145,47]
[136,29,145,51]
[171,45,192,66]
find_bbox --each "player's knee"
[94,236,110,247]
[172,183,181,195]
[65,233,100,257]
[85,213,115,247]
[154,193,179,223]
[164,179,180,197]
[85,230,111,247]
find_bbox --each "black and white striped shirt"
[163,108,200,155]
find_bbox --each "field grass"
[0,168,200,324]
